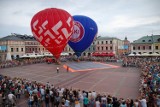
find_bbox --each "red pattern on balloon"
[31,8,74,59]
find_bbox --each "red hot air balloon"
[31,8,74,59]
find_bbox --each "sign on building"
[0,46,7,51]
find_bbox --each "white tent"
[20,53,44,58]
[36,54,44,57]
[61,52,69,56]
[6,52,12,61]
[135,53,141,56]
[141,53,150,56]
[44,53,53,56]
[19,54,29,58]
[128,53,135,56]
[150,52,160,56]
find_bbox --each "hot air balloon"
[31,8,74,59]
[68,15,98,57]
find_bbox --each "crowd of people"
[0,56,160,107]
[122,56,160,107]
[0,74,151,107]
[0,58,46,69]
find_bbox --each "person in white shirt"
[134,99,139,107]
[95,99,100,107]
[139,97,147,107]
[8,92,16,106]
[65,99,70,107]
[57,67,59,73]
[92,91,97,100]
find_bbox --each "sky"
[0,0,160,42]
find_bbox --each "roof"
[96,36,119,40]
[131,35,160,44]
[0,33,36,41]
[152,35,160,43]
[0,35,23,41]
[15,34,36,41]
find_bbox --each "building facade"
[93,36,125,56]
[131,35,160,54]
[0,34,48,61]
[0,34,25,61]
[0,34,131,61]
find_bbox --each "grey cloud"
[0,0,160,42]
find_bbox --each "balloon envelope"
[31,8,74,59]
[68,15,98,57]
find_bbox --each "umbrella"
[108,52,115,57]
[92,52,100,57]
[100,52,109,57]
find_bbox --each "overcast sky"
[0,0,160,42]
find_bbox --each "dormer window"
[148,40,151,42]
[142,40,145,42]
[158,38,160,42]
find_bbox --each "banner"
[124,45,129,49]
[0,46,7,51]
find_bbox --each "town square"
[0,0,160,107]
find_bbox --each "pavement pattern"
[0,61,141,106]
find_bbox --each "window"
[16,48,19,52]
[110,41,112,44]
[97,41,99,44]
[69,48,70,51]
[101,41,103,44]
[149,46,151,50]
[133,47,135,50]
[106,41,108,44]
[148,40,151,42]
[138,46,140,50]
[11,48,14,52]
[39,48,40,51]
[21,48,23,52]
[93,47,95,51]
[97,47,99,50]
[106,47,108,50]
[155,46,158,50]
[93,42,95,45]
[143,46,145,50]
[88,48,90,50]
[33,48,34,51]
[110,46,112,50]
[101,47,103,50]
[142,40,145,42]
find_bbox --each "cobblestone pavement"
[0,61,140,106]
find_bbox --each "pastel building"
[131,35,160,54]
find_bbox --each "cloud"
[0,0,160,42]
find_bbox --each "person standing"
[139,96,147,107]
[45,93,50,107]
[57,67,59,74]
